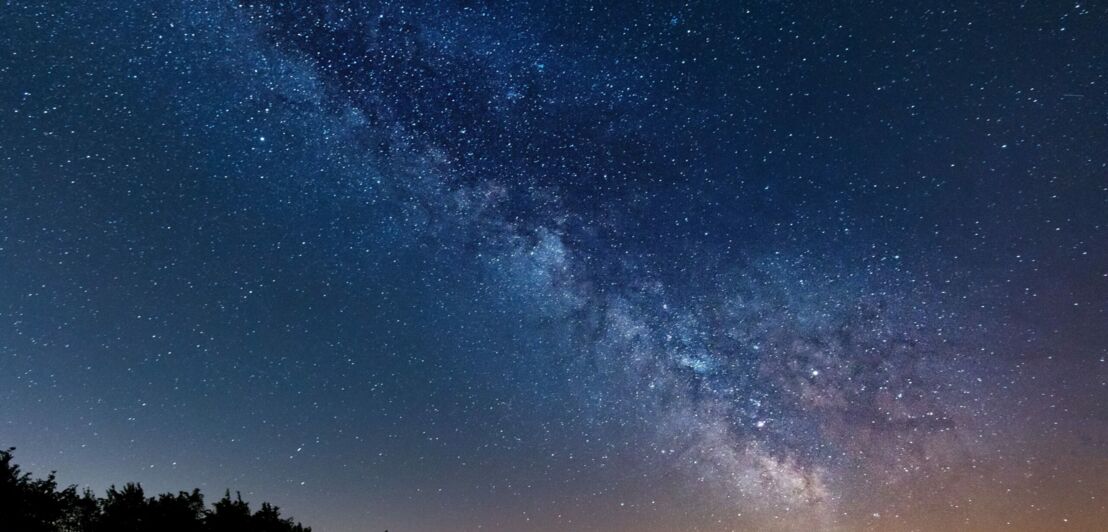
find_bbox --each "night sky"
[2,1,1106,530]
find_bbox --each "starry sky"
[1,1,1106,530]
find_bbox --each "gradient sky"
[1,1,1106,531]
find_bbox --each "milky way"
[2,1,1106,531]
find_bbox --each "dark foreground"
[1,448,311,532]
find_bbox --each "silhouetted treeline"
[1,448,310,532]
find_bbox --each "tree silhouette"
[0,448,311,532]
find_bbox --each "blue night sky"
[1,1,1105,530]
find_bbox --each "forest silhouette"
[1,447,312,532]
